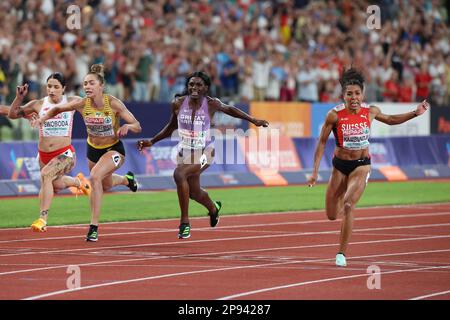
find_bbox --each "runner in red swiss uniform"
[308,68,430,267]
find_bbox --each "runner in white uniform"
[8,73,91,232]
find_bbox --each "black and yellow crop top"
[82,94,120,148]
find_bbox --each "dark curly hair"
[340,67,365,92]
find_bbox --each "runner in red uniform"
[308,68,430,267]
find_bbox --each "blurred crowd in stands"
[0,0,449,107]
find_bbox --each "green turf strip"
[1,181,449,228]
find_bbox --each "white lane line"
[218,265,450,300]
[22,249,450,300]
[409,289,450,300]
[1,210,450,246]
[1,222,450,258]
[2,230,450,277]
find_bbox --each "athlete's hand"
[31,116,44,129]
[253,119,269,127]
[137,139,153,151]
[307,173,318,187]
[117,124,130,138]
[25,112,39,125]
[16,84,29,100]
[415,100,430,116]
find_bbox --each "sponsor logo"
[85,117,106,124]
[112,154,121,167]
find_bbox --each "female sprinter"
[137,71,269,239]
[308,68,430,267]
[8,74,91,232]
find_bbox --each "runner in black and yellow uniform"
[33,64,142,242]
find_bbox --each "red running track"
[1,203,450,300]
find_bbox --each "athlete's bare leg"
[52,176,81,191]
[38,154,75,221]
[187,168,216,214]
[338,165,371,254]
[325,168,348,221]
[173,164,204,224]
[88,151,124,225]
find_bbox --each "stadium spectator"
[296,58,319,103]
[415,62,433,102]
[383,70,401,102]
[399,76,417,102]
[252,50,271,101]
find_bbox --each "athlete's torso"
[177,96,212,150]
[82,94,120,148]
[38,95,74,152]
[332,103,371,160]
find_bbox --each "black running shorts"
[87,140,126,163]
[332,156,371,176]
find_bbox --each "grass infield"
[1,180,449,228]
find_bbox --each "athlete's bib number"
[179,129,207,149]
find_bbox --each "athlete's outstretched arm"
[308,110,337,187]
[8,84,39,119]
[31,97,84,128]
[137,101,178,151]
[111,96,142,137]
[371,100,430,125]
[212,98,269,127]
[0,105,9,116]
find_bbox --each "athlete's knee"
[325,206,337,220]
[89,173,103,186]
[40,169,56,183]
[343,200,353,215]
[52,180,64,192]
[327,214,337,221]
[325,202,338,220]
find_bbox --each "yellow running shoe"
[76,172,91,196]
[31,218,47,232]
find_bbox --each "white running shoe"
[335,253,347,267]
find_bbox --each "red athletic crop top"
[332,103,371,150]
